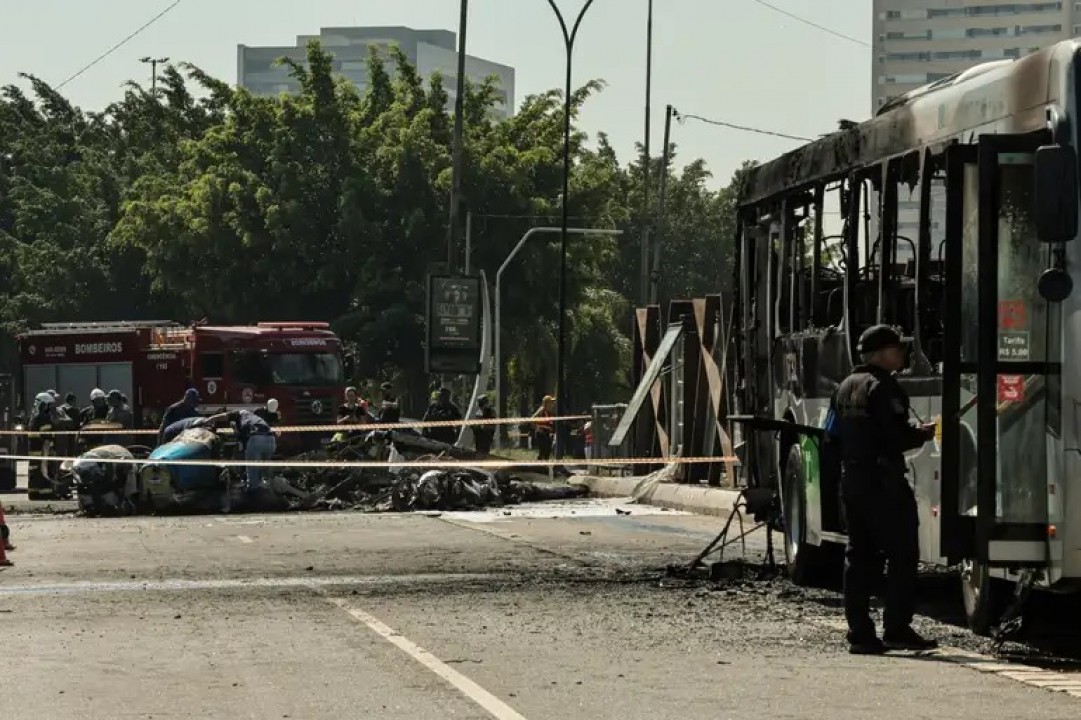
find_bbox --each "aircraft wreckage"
[61,427,589,517]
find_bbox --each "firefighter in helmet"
[105,390,134,448]
[27,392,76,499]
[255,398,280,425]
[81,388,109,425]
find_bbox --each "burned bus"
[731,40,1081,635]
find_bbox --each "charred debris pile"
[266,429,588,513]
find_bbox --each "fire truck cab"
[16,321,346,435]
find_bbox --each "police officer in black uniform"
[828,324,938,655]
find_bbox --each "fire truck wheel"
[961,558,1007,636]
[782,444,834,588]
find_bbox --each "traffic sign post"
[425,274,483,376]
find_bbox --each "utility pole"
[447,0,470,275]
[140,56,169,95]
[650,104,674,305]
[640,0,654,306]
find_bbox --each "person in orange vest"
[531,395,556,461]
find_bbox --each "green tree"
[1,38,746,418]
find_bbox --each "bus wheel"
[961,558,1006,636]
[782,444,827,587]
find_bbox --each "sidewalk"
[575,473,743,518]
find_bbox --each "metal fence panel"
[591,404,629,462]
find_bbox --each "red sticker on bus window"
[998,300,1026,330]
[997,375,1024,404]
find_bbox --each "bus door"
[941,131,1062,569]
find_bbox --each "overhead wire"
[747,0,966,74]
[747,0,870,48]
[56,0,184,90]
[673,110,814,142]
[669,3,867,144]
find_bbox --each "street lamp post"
[447,0,470,273]
[650,104,674,304]
[641,0,654,306]
[546,0,598,459]
[139,56,169,95]
[494,226,623,450]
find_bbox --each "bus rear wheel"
[961,558,1007,636]
[782,444,836,587]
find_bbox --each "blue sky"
[0,0,872,188]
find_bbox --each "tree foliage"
[0,40,746,414]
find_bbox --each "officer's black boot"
[848,635,887,655]
[882,627,938,651]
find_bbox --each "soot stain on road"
[338,551,1081,667]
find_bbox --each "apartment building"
[238,26,516,118]
[871,2,1078,258]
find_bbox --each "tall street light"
[546,0,598,459]
[139,56,169,95]
[640,0,653,306]
[447,0,470,274]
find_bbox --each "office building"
[873,1,1076,111]
[871,1,1078,259]
[238,26,516,118]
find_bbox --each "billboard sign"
[426,274,483,374]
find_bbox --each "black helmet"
[857,324,906,354]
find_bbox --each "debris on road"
[65,428,590,516]
[282,430,588,512]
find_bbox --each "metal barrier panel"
[591,404,629,473]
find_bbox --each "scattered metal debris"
[66,429,589,516]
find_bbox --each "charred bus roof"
[739,39,1081,208]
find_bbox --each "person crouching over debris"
[160,415,213,445]
[423,387,462,446]
[531,395,556,461]
[205,409,277,494]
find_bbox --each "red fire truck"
[16,321,346,437]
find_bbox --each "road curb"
[577,475,742,518]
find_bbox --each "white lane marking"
[811,616,1081,699]
[321,594,528,720]
[236,535,254,544]
[0,573,498,597]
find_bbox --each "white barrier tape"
[5,453,737,470]
[0,414,591,437]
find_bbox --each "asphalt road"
[2,498,1079,719]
